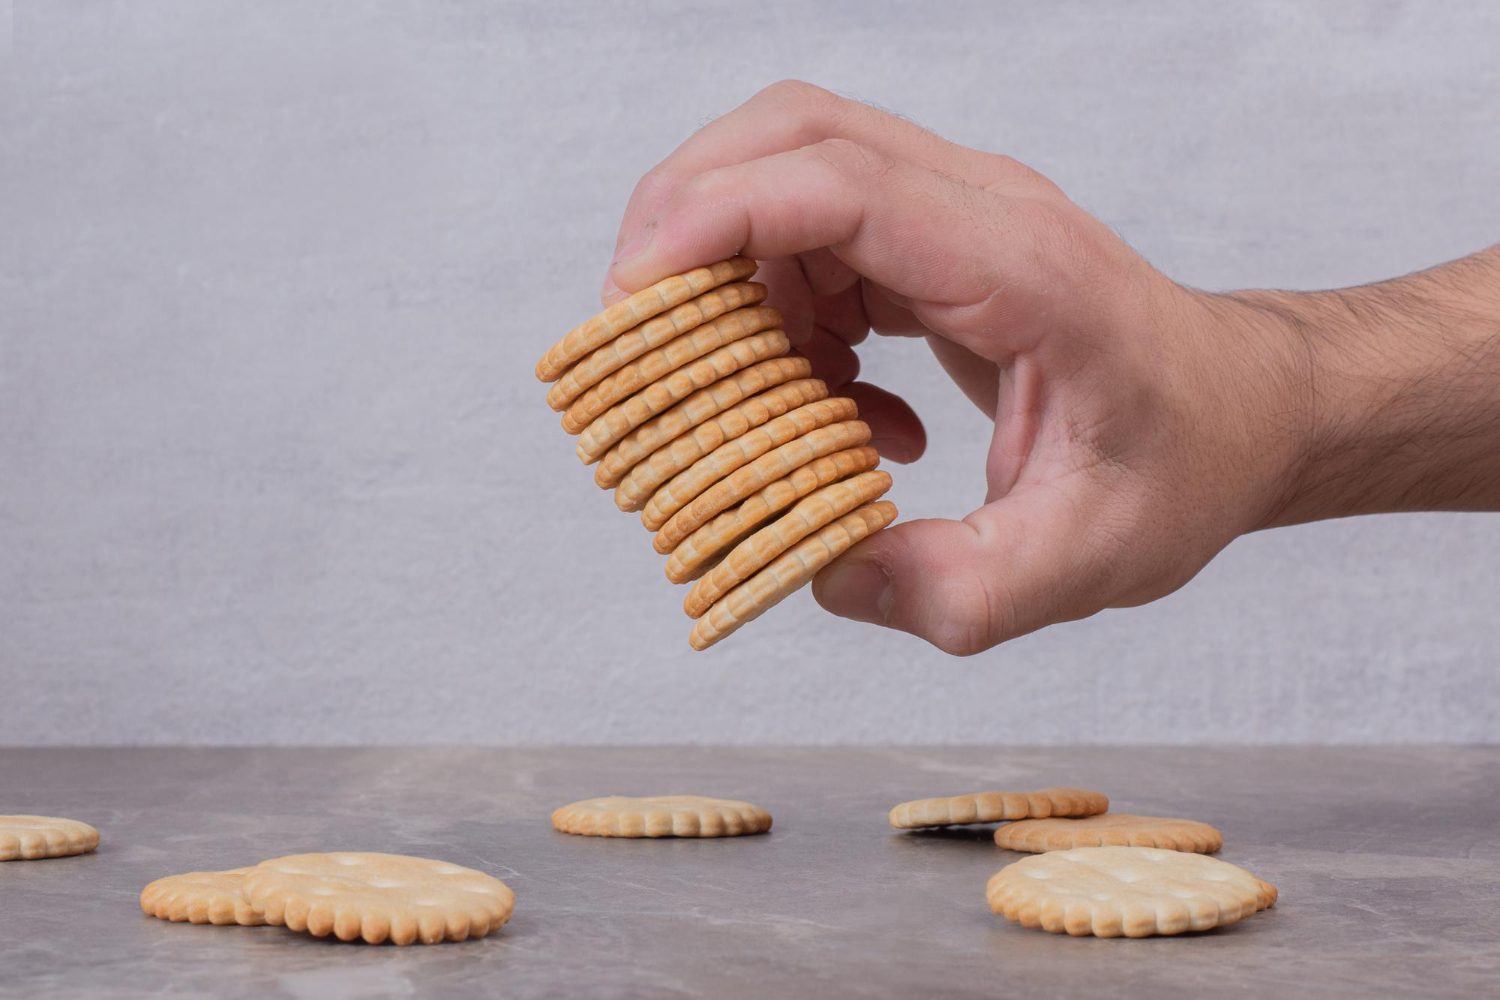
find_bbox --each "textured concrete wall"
[3,0,1497,744]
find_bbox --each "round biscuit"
[560,307,783,433]
[571,332,792,455]
[546,282,768,410]
[684,470,893,618]
[986,846,1277,937]
[536,257,757,381]
[0,815,100,861]
[551,795,772,838]
[994,813,1223,854]
[889,788,1109,829]
[580,358,811,466]
[652,419,872,554]
[608,380,829,500]
[633,397,858,522]
[663,446,881,584]
[689,500,897,650]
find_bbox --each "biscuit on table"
[663,446,881,584]
[535,256,757,381]
[572,332,792,458]
[888,788,1108,829]
[581,357,812,466]
[546,281,768,410]
[683,470,892,618]
[551,795,772,838]
[689,501,897,650]
[140,868,265,926]
[994,813,1223,854]
[560,309,784,433]
[0,815,99,861]
[244,852,515,945]
[986,846,1277,937]
[636,398,859,525]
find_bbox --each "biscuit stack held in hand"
[536,257,898,649]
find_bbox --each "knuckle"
[758,78,832,112]
[805,137,893,181]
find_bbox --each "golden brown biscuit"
[994,813,1223,854]
[637,398,858,524]
[684,471,892,617]
[140,868,266,926]
[889,788,1109,829]
[551,795,772,838]
[0,815,99,861]
[652,419,872,552]
[663,446,881,584]
[571,332,792,456]
[560,309,784,433]
[546,282,768,410]
[535,256,757,381]
[689,501,896,649]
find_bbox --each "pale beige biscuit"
[140,868,266,926]
[597,379,827,490]
[652,419,873,554]
[536,257,757,382]
[244,852,515,946]
[580,357,812,466]
[664,447,881,584]
[986,846,1278,938]
[560,309,784,433]
[689,500,897,650]
[546,282,768,410]
[636,398,859,524]
[551,795,772,838]
[684,470,893,618]
[571,332,792,456]
[994,813,1223,854]
[0,815,100,861]
[888,788,1109,830]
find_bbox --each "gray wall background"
[3,0,1497,745]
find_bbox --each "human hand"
[602,81,1493,655]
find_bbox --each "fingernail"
[817,555,893,624]
[600,273,626,306]
[612,222,655,264]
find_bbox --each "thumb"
[812,492,1096,655]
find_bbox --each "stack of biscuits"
[536,257,897,649]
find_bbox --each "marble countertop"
[2,746,1497,998]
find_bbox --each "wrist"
[1217,248,1500,524]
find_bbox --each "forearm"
[1226,245,1500,526]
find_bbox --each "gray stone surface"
[2,746,1499,998]
[3,2,1500,745]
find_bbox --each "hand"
[602,80,1500,655]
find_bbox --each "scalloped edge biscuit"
[140,867,266,926]
[536,257,757,381]
[546,282,768,410]
[551,795,773,838]
[0,815,100,861]
[689,500,896,650]
[560,309,784,433]
[572,333,792,455]
[994,813,1223,854]
[986,846,1277,937]
[244,852,515,946]
[888,788,1108,829]
[684,470,892,618]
